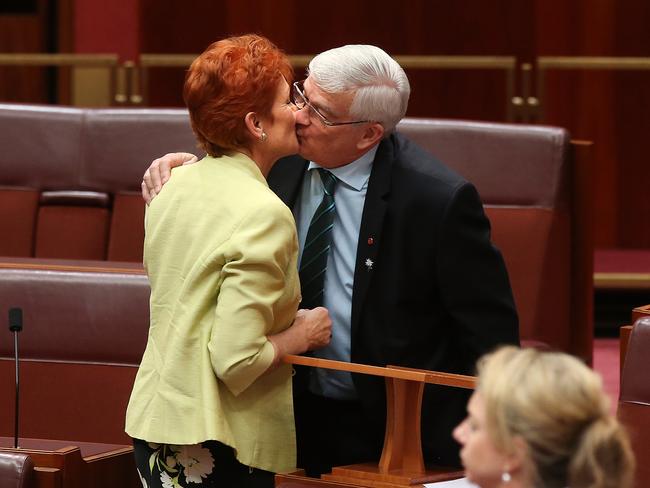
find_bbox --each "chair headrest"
[620,317,650,404]
[0,452,35,488]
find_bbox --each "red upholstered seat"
[0,103,196,263]
[0,259,149,445]
[0,189,39,257]
[0,105,593,362]
[107,193,145,262]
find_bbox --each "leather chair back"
[397,118,592,361]
[0,452,34,488]
[0,105,593,361]
[618,316,650,488]
[0,260,149,444]
[0,103,196,261]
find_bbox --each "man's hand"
[268,307,332,366]
[292,307,332,352]
[141,152,198,204]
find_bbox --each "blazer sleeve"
[208,203,299,396]
[436,181,519,364]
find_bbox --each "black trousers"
[294,391,384,478]
[133,438,274,488]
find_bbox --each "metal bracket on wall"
[134,54,517,119]
[536,56,650,121]
[114,61,142,105]
[512,62,540,123]
[392,56,517,121]
[0,53,118,106]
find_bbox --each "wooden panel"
[0,360,137,445]
[539,69,618,247]
[61,0,649,248]
[74,0,139,61]
[534,0,650,248]
[0,2,49,103]
[613,1,650,247]
[137,0,533,120]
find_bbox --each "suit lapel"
[267,155,309,207]
[351,136,394,339]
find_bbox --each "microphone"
[8,308,23,449]
[9,308,22,332]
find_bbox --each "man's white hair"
[308,45,410,134]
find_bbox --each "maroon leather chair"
[0,259,149,445]
[618,316,650,488]
[0,452,34,488]
[0,103,196,261]
[398,119,593,362]
[0,104,593,361]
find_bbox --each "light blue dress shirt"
[294,146,378,399]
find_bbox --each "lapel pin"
[367,237,374,245]
[365,258,374,270]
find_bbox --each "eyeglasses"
[291,80,371,127]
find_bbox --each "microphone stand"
[9,308,23,449]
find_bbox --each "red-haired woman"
[125,35,331,488]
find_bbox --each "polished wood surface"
[283,356,475,389]
[379,377,425,474]
[0,257,145,275]
[282,356,470,487]
[570,141,595,364]
[0,436,139,488]
[620,325,632,380]
[632,304,650,322]
[324,463,463,488]
[276,473,359,487]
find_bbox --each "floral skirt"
[132,438,274,488]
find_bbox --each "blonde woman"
[454,346,634,488]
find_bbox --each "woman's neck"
[235,146,273,178]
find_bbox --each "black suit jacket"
[268,132,519,466]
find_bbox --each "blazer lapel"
[351,137,394,339]
[267,155,309,207]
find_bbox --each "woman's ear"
[356,122,385,151]
[244,112,264,140]
[505,435,528,477]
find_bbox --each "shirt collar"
[307,145,378,192]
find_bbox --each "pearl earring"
[260,131,267,142]
[501,471,512,483]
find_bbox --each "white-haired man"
[142,44,519,476]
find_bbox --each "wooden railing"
[0,53,118,106]
[3,53,650,124]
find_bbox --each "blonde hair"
[478,346,634,488]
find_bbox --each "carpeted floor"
[593,338,620,414]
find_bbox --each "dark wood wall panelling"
[0,0,52,103]
[139,0,533,122]
[613,3,650,249]
[535,0,650,249]
[0,0,648,248]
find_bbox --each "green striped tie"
[299,169,337,309]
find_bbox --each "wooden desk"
[276,472,362,487]
[278,356,469,487]
[0,437,139,488]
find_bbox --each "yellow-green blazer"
[126,152,301,473]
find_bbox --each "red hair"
[183,34,294,157]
